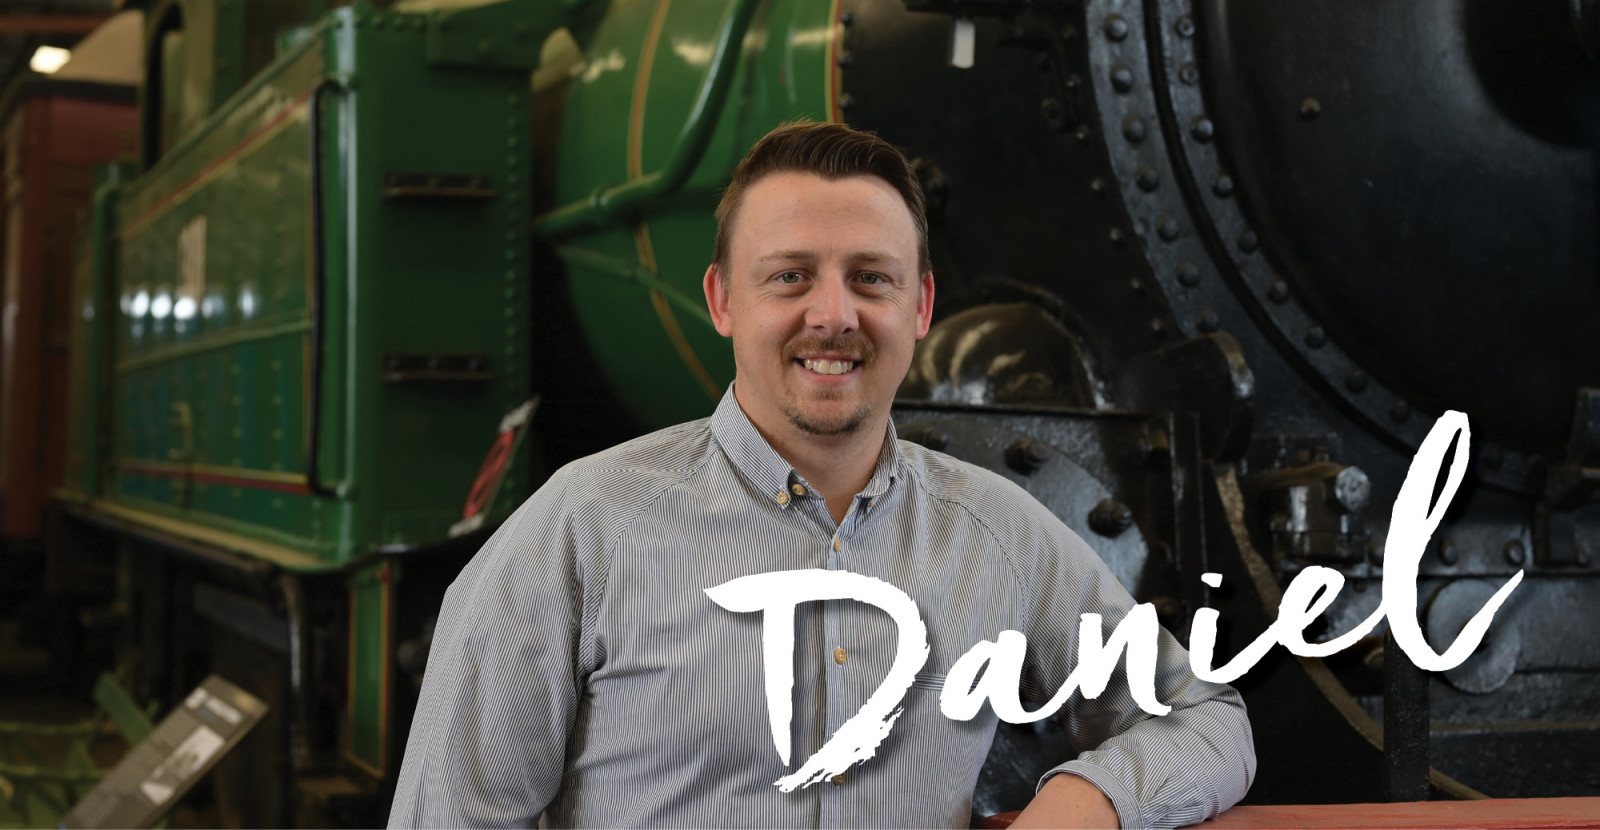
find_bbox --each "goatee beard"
[785,402,872,436]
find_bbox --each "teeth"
[803,359,855,375]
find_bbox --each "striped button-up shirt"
[390,388,1255,828]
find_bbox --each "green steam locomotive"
[49,0,1600,823]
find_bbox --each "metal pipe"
[534,0,761,237]
[278,571,314,776]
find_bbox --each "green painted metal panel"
[540,0,843,431]
[346,561,391,773]
[108,3,567,567]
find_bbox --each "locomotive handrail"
[533,0,761,237]
[306,76,347,500]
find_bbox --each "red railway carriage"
[0,79,135,556]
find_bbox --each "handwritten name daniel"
[704,411,1522,791]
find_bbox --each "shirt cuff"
[1037,761,1144,830]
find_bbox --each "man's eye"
[777,272,803,284]
[859,273,883,285]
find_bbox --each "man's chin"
[784,403,873,437]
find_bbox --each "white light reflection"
[174,297,197,320]
[30,46,70,74]
[131,290,149,317]
[239,287,257,319]
[151,293,172,319]
[671,39,713,66]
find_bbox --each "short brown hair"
[712,121,930,277]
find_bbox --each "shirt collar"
[709,384,900,509]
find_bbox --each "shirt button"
[833,538,842,552]
[833,647,847,664]
[831,773,847,785]
[791,484,807,496]
[775,492,789,505]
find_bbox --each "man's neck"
[736,399,886,526]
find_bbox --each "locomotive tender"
[42,0,1598,823]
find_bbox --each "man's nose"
[805,275,859,334]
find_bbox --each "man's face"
[705,171,934,440]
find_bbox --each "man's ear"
[915,270,935,339]
[704,263,734,337]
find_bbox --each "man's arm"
[1011,771,1121,828]
[389,469,597,828]
[1010,493,1256,830]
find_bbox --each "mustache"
[783,334,877,363]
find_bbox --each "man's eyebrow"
[754,250,816,265]
[753,250,905,265]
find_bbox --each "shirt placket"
[818,494,873,828]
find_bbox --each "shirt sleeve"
[1013,495,1257,830]
[388,467,601,828]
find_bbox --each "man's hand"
[1007,773,1120,829]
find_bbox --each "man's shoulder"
[894,438,1100,577]
[553,417,717,498]
[895,438,1051,526]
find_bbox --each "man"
[390,122,1255,828]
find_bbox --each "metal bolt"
[1130,278,1145,295]
[1104,14,1130,40]
[1064,74,1081,91]
[837,51,854,67]
[1074,125,1091,143]
[1335,467,1371,512]
[1040,98,1066,130]
[1179,62,1199,85]
[1089,499,1135,537]
[1137,165,1160,191]
[1061,24,1078,43]
[1123,115,1148,142]
[1390,399,1411,423]
[839,93,856,110]
[1191,116,1215,142]
[903,424,949,451]
[1177,262,1201,286]
[1150,317,1167,337]
[1197,308,1220,332]
[1111,65,1135,92]
[1300,98,1322,119]
[1090,177,1107,196]
[1158,215,1181,240]
[1238,230,1259,253]
[1305,325,1327,349]
[840,11,853,25]
[1267,280,1290,303]
[1345,370,1368,393]
[1109,227,1126,246]
[1005,438,1051,475]
[1504,540,1527,566]
[1211,173,1235,197]
[1437,539,1458,565]
[1176,15,1196,37]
